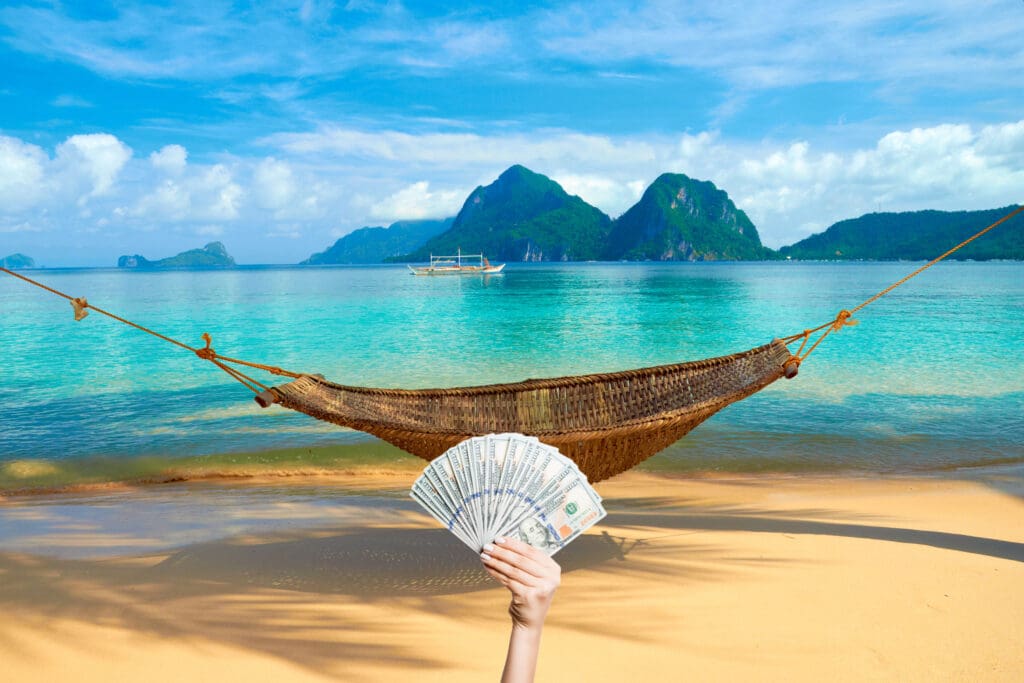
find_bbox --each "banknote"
[408,433,606,554]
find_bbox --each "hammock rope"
[2,203,1020,480]
[777,203,1024,375]
[0,265,301,395]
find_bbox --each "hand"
[481,536,561,631]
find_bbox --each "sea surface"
[1,261,1022,491]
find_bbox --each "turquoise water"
[1,262,1022,487]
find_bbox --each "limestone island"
[117,242,236,269]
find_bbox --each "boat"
[408,249,506,275]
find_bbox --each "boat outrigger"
[408,249,506,275]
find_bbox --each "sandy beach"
[1,468,1022,682]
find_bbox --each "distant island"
[779,207,1024,261]
[318,165,767,265]
[117,242,236,269]
[302,219,453,265]
[304,166,1019,265]
[1,253,35,269]
[604,172,770,261]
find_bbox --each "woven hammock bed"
[257,340,795,482]
[3,204,1019,482]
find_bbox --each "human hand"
[481,536,561,631]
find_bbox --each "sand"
[1,468,1022,682]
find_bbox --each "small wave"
[0,442,424,496]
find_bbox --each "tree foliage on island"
[778,207,1024,261]
[398,165,612,262]
[604,173,772,261]
[117,242,236,268]
[301,165,1023,266]
[303,219,452,264]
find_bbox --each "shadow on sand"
[153,527,634,596]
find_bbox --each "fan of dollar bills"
[410,433,607,556]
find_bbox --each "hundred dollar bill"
[497,476,606,555]
[411,474,473,547]
[455,438,482,542]
[410,480,475,549]
[424,457,476,542]
[410,433,606,555]
[486,433,526,540]
[415,468,473,544]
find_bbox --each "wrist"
[511,621,544,636]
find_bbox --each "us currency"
[409,434,605,554]
[411,476,474,549]
[424,458,476,542]
[498,476,606,555]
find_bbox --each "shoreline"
[3,439,1023,498]
[1,468,1022,680]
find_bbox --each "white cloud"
[370,181,465,220]
[150,144,188,174]
[4,120,1023,263]
[268,127,658,169]
[537,1,1024,92]
[133,180,191,222]
[54,133,132,200]
[0,136,47,211]
[198,165,244,220]
[253,158,296,210]
[552,173,644,213]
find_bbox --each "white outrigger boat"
[407,249,506,275]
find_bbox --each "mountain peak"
[605,174,768,261]
[202,241,230,258]
[402,166,611,262]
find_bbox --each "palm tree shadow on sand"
[152,527,641,596]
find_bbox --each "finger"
[494,536,547,560]
[481,551,539,587]
[481,562,511,586]
[483,542,547,579]
[496,537,561,576]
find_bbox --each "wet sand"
[1,468,1023,681]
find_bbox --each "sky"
[1,0,1023,266]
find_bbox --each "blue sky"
[1,0,1023,265]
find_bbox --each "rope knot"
[70,297,89,321]
[831,309,859,332]
[195,332,216,360]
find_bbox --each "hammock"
[258,340,794,482]
[3,205,1020,481]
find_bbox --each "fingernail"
[495,537,506,544]
[482,543,494,552]
[480,553,491,561]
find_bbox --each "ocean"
[1,261,1022,491]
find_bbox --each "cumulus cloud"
[0,136,47,211]
[150,144,188,174]
[197,164,243,220]
[253,158,296,210]
[132,180,191,222]
[369,181,465,220]
[552,173,645,213]
[3,121,1022,263]
[54,134,132,201]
